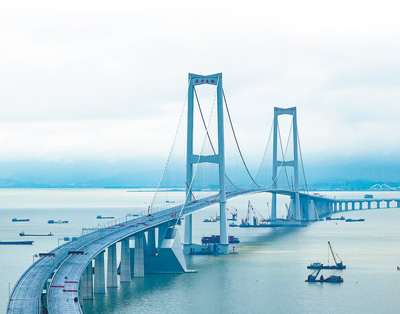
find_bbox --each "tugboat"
[307,242,346,270]
[306,267,343,283]
[201,235,240,244]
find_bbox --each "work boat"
[307,242,346,270]
[306,268,343,283]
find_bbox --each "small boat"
[326,216,345,221]
[19,232,53,237]
[0,240,33,245]
[48,220,68,224]
[203,216,217,222]
[12,218,30,222]
[96,215,115,219]
[307,242,346,270]
[229,222,239,227]
[201,235,240,244]
[305,268,343,283]
[345,218,365,222]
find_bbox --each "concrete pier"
[107,243,117,288]
[120,238,131,282]
[147,228,156,256]
[134,232,145,278]
[81,262,93,300]
[94,251,105,294]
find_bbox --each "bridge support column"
[107,243,117,288]
[359,201,363,210]
[377,201,381,209]
[386,201,391,208]
[120,238,131,282]
[368,201,371,209]
[397,201,400,208]
[81,261,93,300]
[147,228,157,256]
[345,202,348,211]
[183,214,193,253]
[339,202,343,211]
[134,232,145,277]
[94,251,105,294]
[158,222,169,248]
[334,202,338,212]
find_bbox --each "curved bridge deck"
[8,189,264,314]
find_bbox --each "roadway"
[8,189,260,314]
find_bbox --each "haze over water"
[1,189,399,313]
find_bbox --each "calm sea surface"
[1,189,400,314]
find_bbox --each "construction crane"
[328,241,345,268]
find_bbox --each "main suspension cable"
[223,89,261,188]
[297,128,309,193]
[194,87,244,191]
[149,82,189,212]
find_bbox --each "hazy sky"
[0,0,399,183]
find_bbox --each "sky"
[0,0,400,186]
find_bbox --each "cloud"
[0,0,399,183]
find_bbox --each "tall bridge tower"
[271,107,301,222]
[183,73,229,254]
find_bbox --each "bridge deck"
[8,190,258,314]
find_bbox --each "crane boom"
[328,241,338,265]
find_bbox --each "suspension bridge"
[7,73,399,314]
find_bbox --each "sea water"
[1,189,400,314]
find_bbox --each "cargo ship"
[19,232,53,237]
[345,218,365,222]
[201,235,240,244]
[96,215,115,219]
[48,220,68,224]
[0,240,34,245]
[326,216,345,221]
[12,218,30,222]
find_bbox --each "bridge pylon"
[271,107,302,223]
[183,73,229,255]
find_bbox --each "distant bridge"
[7,73,400,314]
